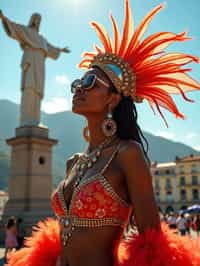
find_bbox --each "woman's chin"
[72,105,86,115]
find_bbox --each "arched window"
[191,164,197,173]
[155,179,160,189]
[180,189,187,201]
[179,165,184,174]
[166,178,171,189]
[166,191,173,202]
[180,176,185,186]
[192,176,198,185]
[165,169,170,175]
[192,189,199,200]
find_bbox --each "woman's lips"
[72,97,85,104]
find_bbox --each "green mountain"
[0,99,199,190]
[143,132,199,163]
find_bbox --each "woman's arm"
[118,140,160,234]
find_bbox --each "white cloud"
[194,145,200,151]
[185,133,197,139]
[42,97,71,113]
[55,74,70,85]
[155,131,175,140]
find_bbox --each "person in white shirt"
[176,214,187,236]
[167,213,177,229]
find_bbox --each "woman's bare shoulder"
[116,139,149,175]
[118,139,143,159]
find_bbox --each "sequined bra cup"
[51,143,132,245]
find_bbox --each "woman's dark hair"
[110,87,150,232]
[110,87,150,164]
[94,66,150,163]
[6,216,16,229]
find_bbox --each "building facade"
[151,162,176,213]
[175,155,200,210]
[151,154,200,213]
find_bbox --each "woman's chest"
[62,157,128,210]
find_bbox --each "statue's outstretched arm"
[0,10,7,22]
[0,11,27,43]
[60,47,71,53]
[0,10,13,36]
[47,42,70,59]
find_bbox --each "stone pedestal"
[0,125,58,241]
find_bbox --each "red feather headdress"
[78,0,200,126]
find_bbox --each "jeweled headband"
[78,0,200,126]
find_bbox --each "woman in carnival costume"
[7,1,200,266]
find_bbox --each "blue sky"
[0,0,200,150]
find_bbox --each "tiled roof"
[176,155,200,163]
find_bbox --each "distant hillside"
[0,100,19,139]
[0,99,199,190]
[143,132,199,163]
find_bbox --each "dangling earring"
[101,105,117,137]
[83,121,90,142]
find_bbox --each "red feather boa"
[6,219,200,266]
[6,218,61,266]
[116,224,200,266]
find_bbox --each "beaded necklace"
[74,135,117,188]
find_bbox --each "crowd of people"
[4,217,26,262]
[160,212,200,237]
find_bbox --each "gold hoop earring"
[101,105,117,137]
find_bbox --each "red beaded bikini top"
[51,143,132,228]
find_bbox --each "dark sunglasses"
[71,74,109,93]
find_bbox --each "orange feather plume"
[78,0,200,126]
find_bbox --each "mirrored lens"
[71,79,81,93]
[82,74,96,89]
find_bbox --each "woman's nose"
[75,84,84,94]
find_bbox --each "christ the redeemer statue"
[0,11,70,126]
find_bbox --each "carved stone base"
[0,125,58,242]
